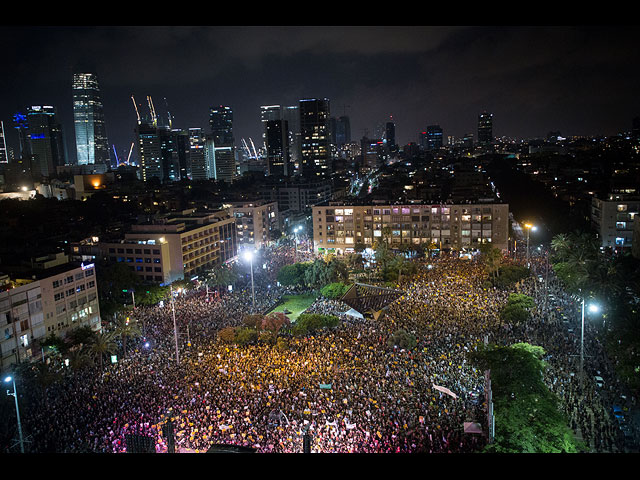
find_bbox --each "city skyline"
[1,25,640,164]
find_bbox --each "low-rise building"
[312,201,509,254]
[0,259,101,371]
[229,200,280,250]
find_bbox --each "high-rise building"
[385,121,396,153]
[72,72,110,167]
[209,106,236,182]
[335,116,351,147]
[188,128,207,180]
[283,105,300,170]
[0,121,8,164]
[426,125,443,150]
[26,105,67,178]
[265,119,291,177]
[478,112,493,145]
[136,121,163,182]
[299,98,331,176]
[209,106,234,146]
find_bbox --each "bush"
[493,264,530,288]
[387,329,417,349]
[500,293,535,324]
[321,282,350,299]
[292,313,340,336]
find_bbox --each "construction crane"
[126,142,135,165]
[131,95,141,124]
[147,96,157,127]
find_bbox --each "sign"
[319,383,332,390]
[432,384,458,399]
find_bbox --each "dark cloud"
[1,25,639,163]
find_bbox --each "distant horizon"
[2,26,639,164]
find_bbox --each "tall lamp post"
[524,223,537,265]
[4,375,24,453]
[170,286,180,365]
[580,298,600,381]
[244,250,256,311]
[293,226,303,263]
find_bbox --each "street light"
[243,250,256,311]
[4,375,24,453]
[293,226,303,263]
[524,223,537,265]
[580,299,600,381]
[170,286,180,365]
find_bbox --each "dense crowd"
[8,247,635,453]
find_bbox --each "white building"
[591,194,639,250]
[0,260,101,371]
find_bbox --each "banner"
[463,422,483,434]
[432,384,458,399]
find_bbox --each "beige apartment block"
[312,202,509,254]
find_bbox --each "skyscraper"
[299,98,331,176]
[336,116,351,147]
[426,125,443,150]
[136,121,163,182]
[0,121,8,164]
[26,105,67,178]
[209,106,236,182]
[478,112,493,145]
[265,119,291,177]
[72,72,110,167]
[385,120,395,152]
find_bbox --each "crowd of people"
[7,245,635,453]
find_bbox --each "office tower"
[188,128,207,180]
[12,113,31,160]
[209,106,236,182]
[136,121,163,182]
[210,144,236,182]
[209,105,234,146]
[426,125,443,150]
[72,72,110,167]
[0,121,8,164]
[159,128,180,181]
[478,112,493,145]
[265,119,291,177]
[299,98,331,176]
[335,116,351,147]
[385,120,396,152]
[173,129,191,180]
[463,133,474,149]
[26,105,67,178]
[283,105,300,170]
[260,105,283,137]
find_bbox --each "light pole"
[580,298,600,381]
[170,286,180,365]
[4,375,24,453]
[244,250,256,311]
[524,223,537,265]
[293,226,303,263]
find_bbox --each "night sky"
[2,25,640,164]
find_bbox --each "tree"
[89,331,118,369]
[277,262,310,287]
[112,315,142,358]
[320,282,350,299]
[468,342,582,453]
[387,329,417,349]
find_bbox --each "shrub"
[321,282,350,299]
[387,329,417,349]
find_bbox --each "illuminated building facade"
[312,201,509,254]
[73,72,110,167]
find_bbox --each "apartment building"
[591,194,639,250]
[0,260,101,371]
[312,201,509,254]
[229,200,280,250]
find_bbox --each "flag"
[463,422,484,434]
[432,384,458,399]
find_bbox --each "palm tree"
[112,315,142,359]
[89,330,118,369]
[550,233,571,262]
